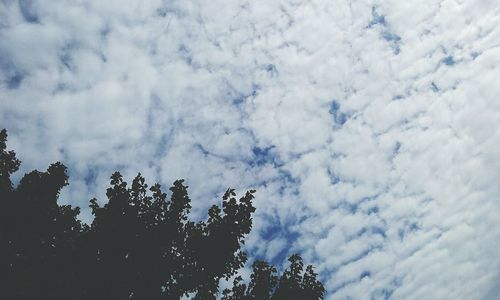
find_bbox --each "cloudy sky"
[1,0,500,299]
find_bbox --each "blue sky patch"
[84,168,98,186]
[195,143,210,156]
[1,60,25,90]
[368,7,386,28]
[357,226,387,239]
[371,288,394,300]
[232,86,258,105]
[442,56,456,66]
[382,31,401,43]
[393,141,401,156]
[259,221,299,265]
[58,44,78,72]
[249,145,277,167]
[341,246,382,269]
[328,167,341,184]
[398,221,420,241]
[360,271,371,280]
[329,100,348,127]
[7,72,24,89]
[367,7,401,54]
[265,64,278,77]
[431,82,439,92]
[19,0,39,23]
[178,45,193,66]
[367,206,379,215]
[382,31,401,54]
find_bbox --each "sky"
[1,0,500,299]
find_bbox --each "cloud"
[1,0,500,299]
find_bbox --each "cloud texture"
[1,0,500,299]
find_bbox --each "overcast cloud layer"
[1,0,500,299]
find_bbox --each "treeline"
[0,129,324,300]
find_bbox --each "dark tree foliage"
[0,129,324,300]
[221,255,324,300]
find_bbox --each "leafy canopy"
[0,129,324,300]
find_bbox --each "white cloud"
[2,0,500,299]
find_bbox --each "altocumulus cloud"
[1,0,500,299]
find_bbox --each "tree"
[0,129,86,299]
[0,129,324,299]
[221,256,324,300]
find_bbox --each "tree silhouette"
[0,129,86,299]
[0,129,324,299]
[222,255,324,300]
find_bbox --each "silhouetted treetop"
[222,255,324,300]
[0,129,324,300]
[0,129,21,190]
